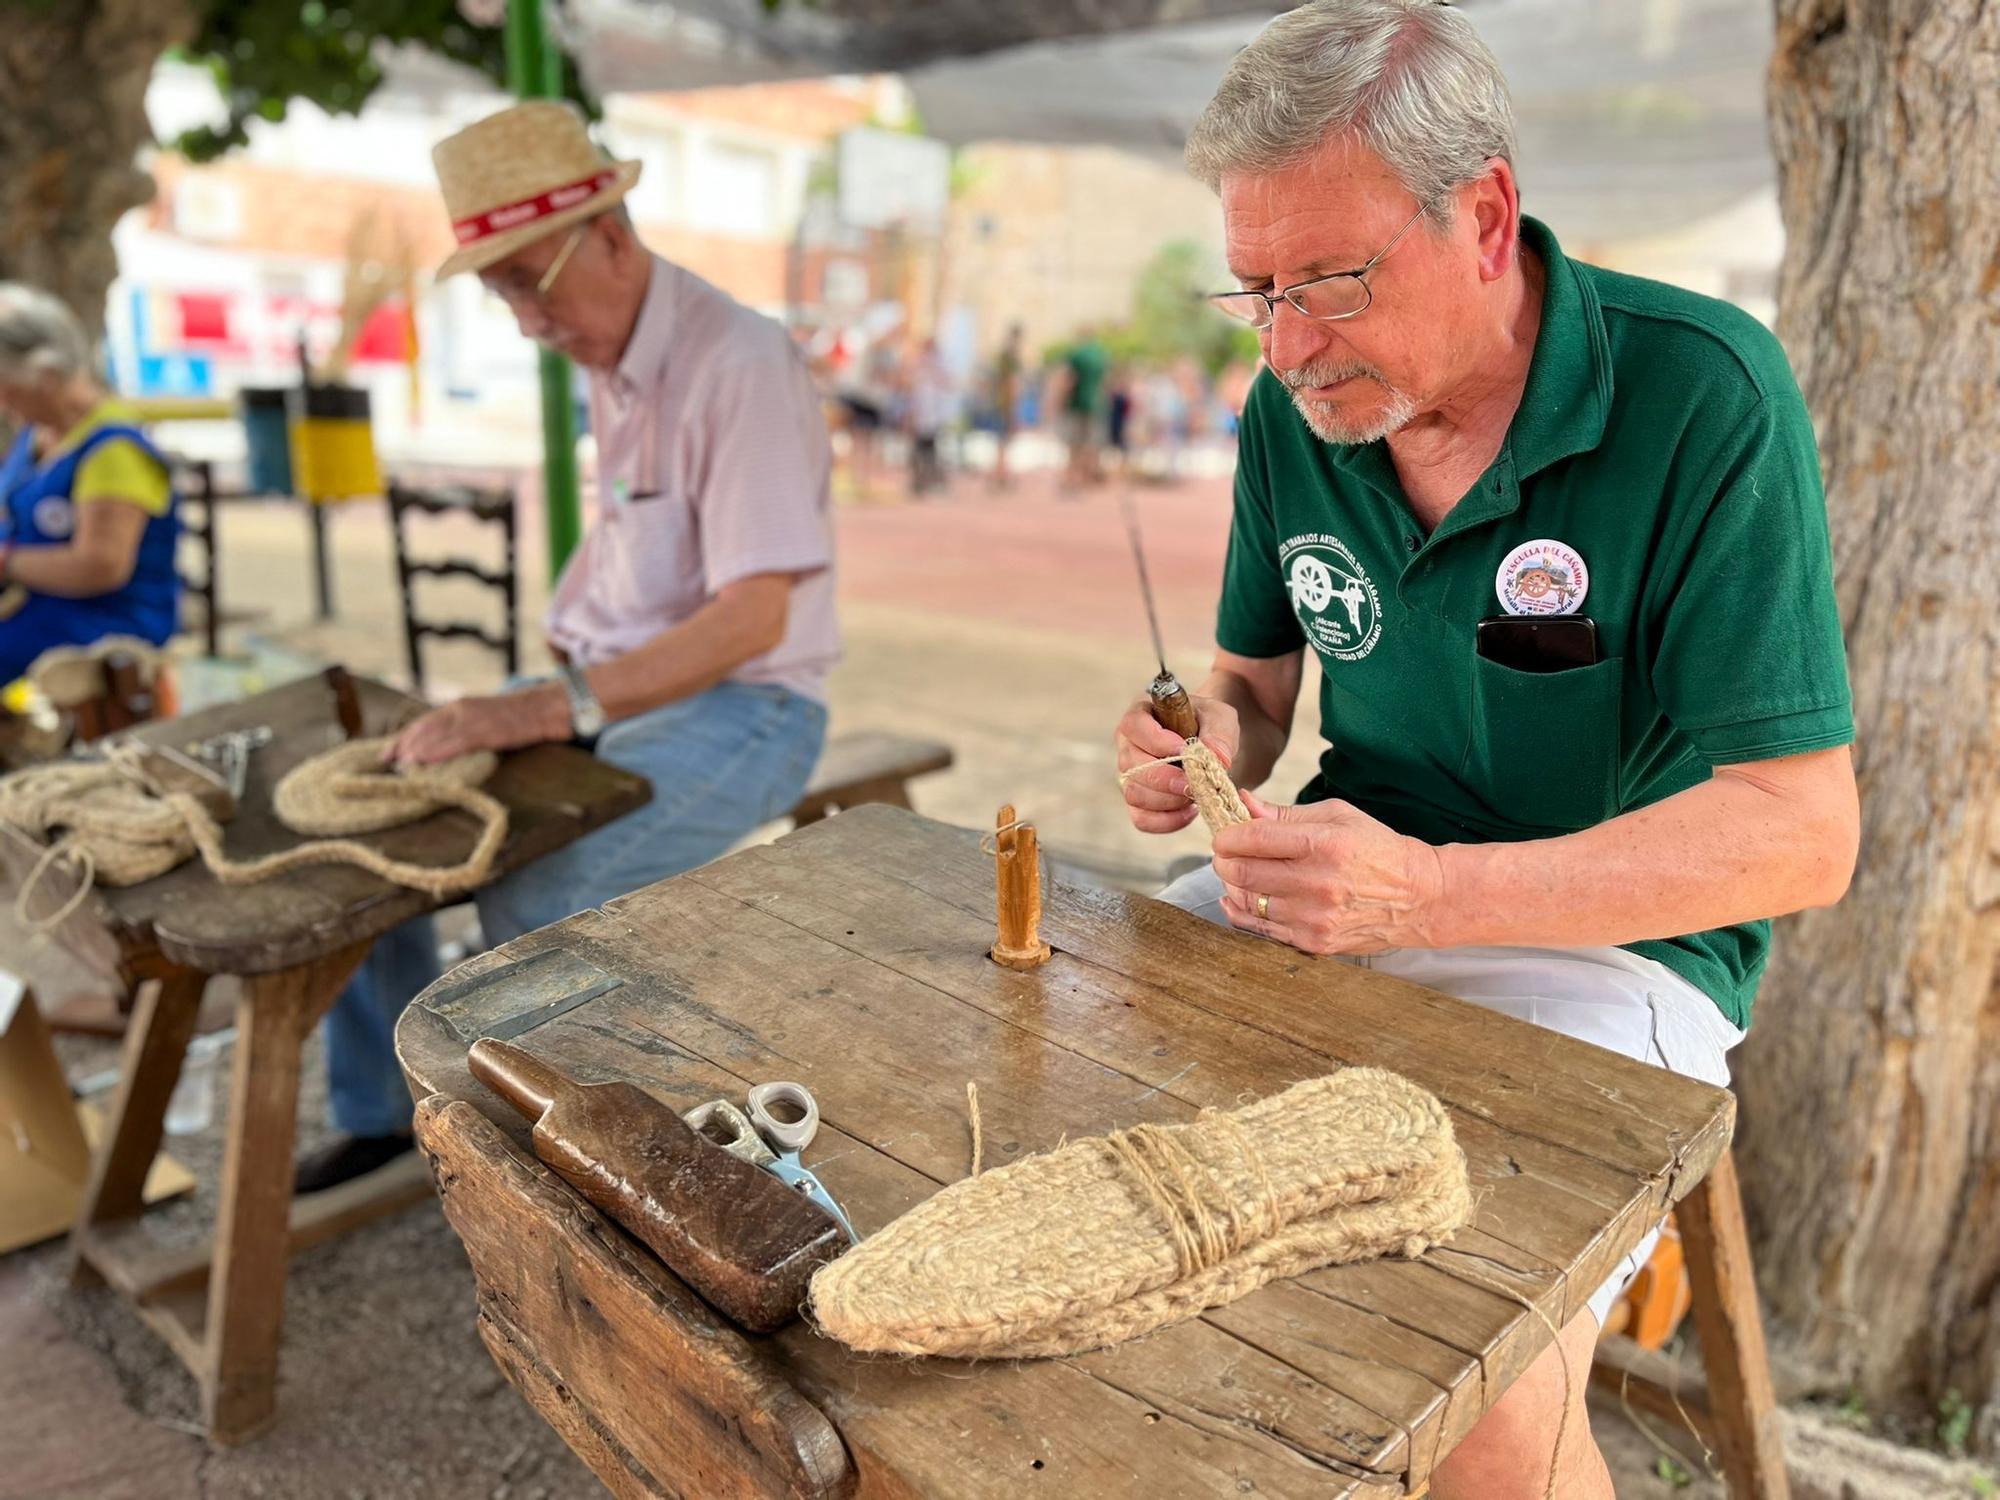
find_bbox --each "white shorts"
[1156,864,1744,1326]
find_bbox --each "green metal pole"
[505,0,582,579]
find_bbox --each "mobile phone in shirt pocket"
[1462,652,1623,832]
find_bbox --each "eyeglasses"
[1208,204,1430,328]
[480,224,587,310]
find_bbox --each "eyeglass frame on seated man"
[1206,201,1432,328]
[477,222,589,310]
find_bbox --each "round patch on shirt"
[1281,532,1381,662]
[31,496,75,539]
[1495,538,1588,615]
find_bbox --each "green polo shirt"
[1216,217,1853,1028]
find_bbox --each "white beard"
[1279,359,1418,445]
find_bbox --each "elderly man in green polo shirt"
[1115,3,1858,1495]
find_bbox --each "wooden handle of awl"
[469,1038,847,1332]
[1148,670,1200,739]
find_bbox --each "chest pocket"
[1461,654,1623,832]
[603,480,706,618]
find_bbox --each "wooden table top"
[0,675,650,978]
[398,805,1735,1498]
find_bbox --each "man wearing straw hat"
[294,100,839,1192]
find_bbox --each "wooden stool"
[1592,1148,1788,1497]
[786,731,953,826]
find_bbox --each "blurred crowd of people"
[799,321,1256,501]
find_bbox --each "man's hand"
[389,685,567,768]
[1115,693,1240,834]
[1212,792,1447,954]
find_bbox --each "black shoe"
[293,1132,414,1194]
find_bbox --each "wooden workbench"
[0,673,649,1444]
[398,805,1744,1498]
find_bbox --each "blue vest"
[0,422,181,677]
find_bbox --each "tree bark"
[1741,0,2000,1448]
[0,0,200,337]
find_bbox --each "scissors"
[748,1081,857,1243]
[683,1082,856,1243]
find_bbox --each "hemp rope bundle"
[1118,736,1248,835]
[0,735,506,921]
[811,1068,1471,1360]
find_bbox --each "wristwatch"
[559,663,606,743]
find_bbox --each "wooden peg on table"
[323,665,364,740]
[989,803,1051,970]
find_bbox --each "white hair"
[0,283,92,386]
[1185,0,1517,220]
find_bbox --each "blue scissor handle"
[767,1156,857,1242]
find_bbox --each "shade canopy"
[569,0,1776,243]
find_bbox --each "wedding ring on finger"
[1256,893,1270,920]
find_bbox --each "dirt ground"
[4,462,1993,1498]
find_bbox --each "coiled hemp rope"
[0,735,506,929]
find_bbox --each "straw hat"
[431,100,640,279]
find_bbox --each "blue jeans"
[322,681,827,1135]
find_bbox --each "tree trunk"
[0,0,200,338]
[1739,0,2000,1448]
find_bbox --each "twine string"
[12,835,94,935]
[1118,738,1247,834]
[0,735,507,915]
[966,1080,983,1179]
[1099,1116,1283,1280]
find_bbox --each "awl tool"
[1119,491,1200,738]
[184,724,274,802]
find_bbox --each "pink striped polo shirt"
[547,256,839,702]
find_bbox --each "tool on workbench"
[683,1098,778,1168]
[1119,490,1199,738]
[129,743,236,822]
[469,1037,848,1332]
[184,725,274,802]
[685,1087,858,1243]
[67,738,237,824]
[746,1081,858,1243]
[1117,496,1247,833]
[322,665,365,741]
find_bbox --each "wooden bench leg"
[849,777,914,812]
[1678,1147,1789,1499]
[202,943,367,1444]
[69,969,207,1276]
[792,778,917,829]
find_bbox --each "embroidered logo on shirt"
[1280,532,1381,662]
[1496,538,1588,616]
[31,496,74,539]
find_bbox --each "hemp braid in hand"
[1119,737,1248,835]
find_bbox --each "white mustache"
[1278,360,1381,391]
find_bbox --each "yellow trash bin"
[287,382,381,501]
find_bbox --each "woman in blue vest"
[0,283,179,686]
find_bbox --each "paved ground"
[5,461,1990,1498]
